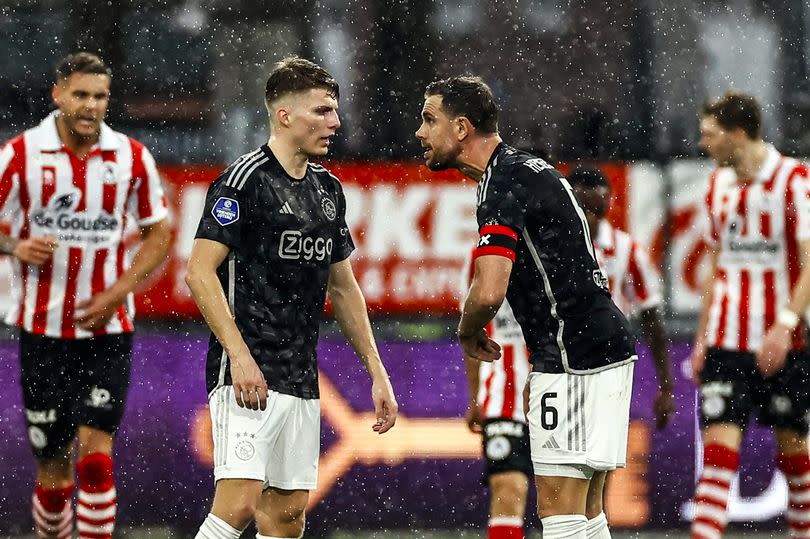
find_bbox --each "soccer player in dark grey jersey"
[186,57,398,539]
[416,77,636,539]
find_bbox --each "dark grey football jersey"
[195,145,354,399]
[473,143,637,374]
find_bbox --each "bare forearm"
[639,307,672,389]
[464,356,480,405]
[786,259,810,315]
[458,287,500,337]
[330,280,387,379]
[186,267,249,358]
[108,221,171,300]
[0,232,18,255]
[694,250,719,345]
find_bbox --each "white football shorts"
[527,362,635,479]
[208,385,320,490]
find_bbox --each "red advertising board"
[132,161,630,318]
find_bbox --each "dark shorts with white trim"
[481,418,532,483]
[699,347,810,434]
[19,330,132,459]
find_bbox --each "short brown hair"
[702,90,762,139]
[265,57,339,105]
[425,76,499,134]
[55,52,111,82]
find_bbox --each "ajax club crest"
[321,197,336,221]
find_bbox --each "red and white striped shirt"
[0,111,168,339]
[704,146,810,352]
[463,252,531,422]
[477,301,531,422]
[593,220,662,317]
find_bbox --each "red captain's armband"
[473,224,518,262]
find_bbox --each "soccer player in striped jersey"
[186,57,397,539]
[0,53,171,539]
[690,91,810,538]
[419,76,637,539]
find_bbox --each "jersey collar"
[753,144,781,183]
[482,142,506,180]
[260,143,309,183]
[38,110,120,152]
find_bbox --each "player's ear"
[51,84,62,107]
[456,116,474,142]
[275,106,291,128]
[731,126,750,142]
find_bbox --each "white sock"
[585,512,611,539]
[196,513,243,539]
[541,514,587,539]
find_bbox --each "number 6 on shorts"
[526,364,634,473]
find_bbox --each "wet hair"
[265,56,339,105]
[567,166,610,191]
[55,52,111,82]
[702,90,762,140]
[424,76,499,134]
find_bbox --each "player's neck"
[590,219,602,241]
[267,137,308,180]
[457,135,503,182]
[55,115,98,159]
[732,139,769,181]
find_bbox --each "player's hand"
[689,340,707,384]
[653,386,675,429]
[13,236,57,265]
[466,402,483,433]
[74,289,125,330]
[230,353,268,411]
[371,375,398,434]
[458,329,501,363]
[756,323,792,378]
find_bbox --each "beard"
[427,158,450,171]
[63,115,100,140]
[425,148,456,171]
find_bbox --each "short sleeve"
[473,167,528,261]
[476,166,528,233]
[330,180,355,263]
[0,142,20,220]
[130,144,169,226]
[790,166,810,242]
[625,241,663,311]
[195,171,253,249]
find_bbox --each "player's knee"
[36,447,74,484]
[775,427,808,454]
[490,474,528,513]
[279,503,307,535]
[256,504,306,537]
[77,452,114,490]
[226,499,259,529]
